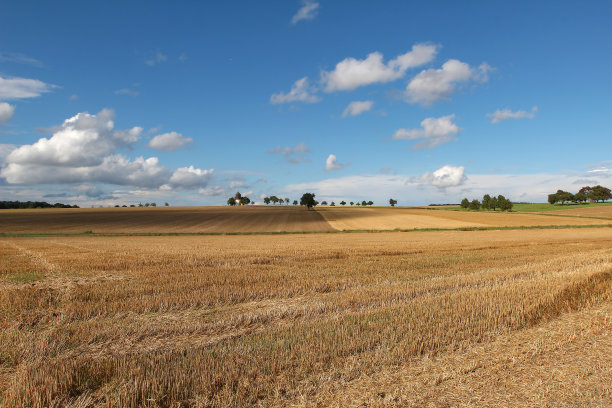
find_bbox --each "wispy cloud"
[0,75,55,99]
[487,106,537,124]
[270,77,320,104]
[115,88,139,97]
[291,0,319,24]
[145,51,167,66]
[267,142,310,163]
[342,101,373,118]
[0,52,44,67]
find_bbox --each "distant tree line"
[548,185,611,205]
[0,201,79,209]
[460,194,513,211]
[262,195,292,205]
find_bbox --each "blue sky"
[1,1,611,206]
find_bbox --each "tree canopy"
[300,193,317,209]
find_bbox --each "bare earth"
[0,205,335,233]
[1,227,610,407]
[317,206,611,230]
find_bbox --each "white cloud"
[588,167,612,174]
[0,109,212,191]
[2,155,169,187]
[284,167,612,205]
[406,60,491,105]
[267,142,310,163]
[393,114,459,149]
[0,144,16,162]
[0,102,15,123]
[322,44,438,92]
[167,166,214,189]
[270,77,320,104]
[325,154,348,171]
[5,109,141,167]
[291,0,319,24]
[414,165,466,188]
[0,75,54,99]
[145,51,167,66]
[342,100,373,118]
[149,132,193,152]
[487,106,538,124]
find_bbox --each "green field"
[512,202,612,212]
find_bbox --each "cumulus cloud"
[406,60,491,105]
[0,102,15,123]
[0,144,16,162]
[0,75,54,99]
[325,154,348,171]
[5,109,141,167]
[291,0,319,24]
[0,109,212,190]
[270,77,320,104]
[149,132,193,152]
[322,44,438,92]
[414,165,466,188]
[167,166,214,189]
[267,142,310,163]
[342,100,373,118]
[487,106,538,124]
[393,114,459,149]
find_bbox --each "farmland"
[0,206,334,234]
[1,208,611,407]
[1,205,611,235]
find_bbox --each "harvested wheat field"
[1,228,611,407]
[0,206,335,234]
[541,205,612,219]
[317,206,611,231]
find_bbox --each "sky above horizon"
[1,1,611,206]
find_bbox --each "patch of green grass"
[5,272,43,283]
[512,202,612,212]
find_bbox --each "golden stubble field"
[317,206,612,230]
[1,227,611,407]
[1,205,611,235]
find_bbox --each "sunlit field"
[1,206,611,235]
[1,223,610,407]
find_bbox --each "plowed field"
[0,206,335,233]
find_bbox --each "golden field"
[1,205,611,235]
[541,205,612,219]
[1,224,611,407]
[317,206,611,230]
